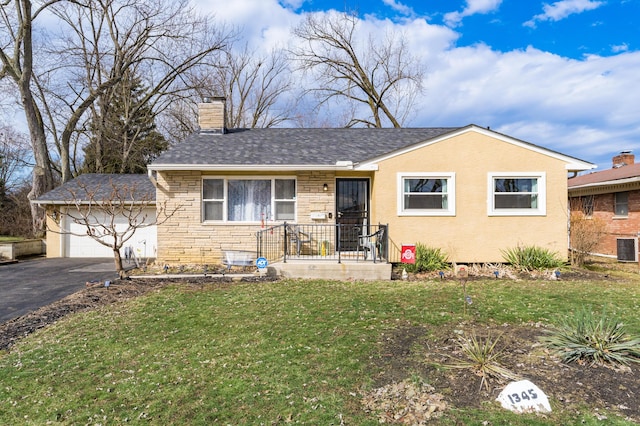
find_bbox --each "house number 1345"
[507,389,538,404]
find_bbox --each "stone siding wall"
[155,170,335,265]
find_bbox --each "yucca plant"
[501,245,564,272]
[445,333,520,390]
[403,243,449,273]
[540,306,640,366]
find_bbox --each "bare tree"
[0,0,58,235]
[291,11,425,128]
[217,45,294,128]
[162,43,294,139]
[0,125,31,194]
[569,197,606,267]
[50,178,179,278]
[0,125,33,236]
[1,0,231,235]
[48,0,231,181]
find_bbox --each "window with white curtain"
[202,178,296,222]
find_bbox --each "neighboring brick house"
[568,151,640,261]
[146,97,594,267]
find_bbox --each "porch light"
[323,183,328,192]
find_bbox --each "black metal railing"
[256,222,388,264]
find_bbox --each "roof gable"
[359,125,594,171]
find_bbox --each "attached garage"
[61,207,157,258]
[33,174,158,259]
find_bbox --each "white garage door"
[62,207,157,258]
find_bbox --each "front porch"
[256,223,392,280]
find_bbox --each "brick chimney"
[198,96,226,134]
[612,151,634,168]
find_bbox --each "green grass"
[1,278,639,424]
[0,236,24,243]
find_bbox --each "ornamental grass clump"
[540,306,640,366]
[446,333,520,391]
[501,245,564,272]
[403,243,449,273]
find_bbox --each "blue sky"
[297,0,638,59]
[193,1,640,170]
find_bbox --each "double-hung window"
[614,192,628,217]
[202,178,296,222]
[398,173,455,216]
[488,172,546,216]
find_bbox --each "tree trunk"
[113,247,126,279]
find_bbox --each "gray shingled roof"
[151,127,459,167]
[34,174,155,204]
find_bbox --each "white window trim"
[487,172,546,216]
[202,176,297,223]
[397,172,456,216]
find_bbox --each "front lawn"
[0,275,638,424]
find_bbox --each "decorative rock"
[496,380,551,414]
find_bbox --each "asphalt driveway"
[0,258,119,323]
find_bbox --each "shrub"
[446,333,520,390]
[501,245,564,272]
[403,243,449,273]
[569,212,606,267]
[540,306,640,366]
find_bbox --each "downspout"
[147,169,158,187]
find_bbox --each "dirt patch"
[371,322,639,423]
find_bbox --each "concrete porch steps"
[269,260,392,281]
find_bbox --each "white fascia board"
[564,163,597,171]
[148,164,357,172]
[353,163,379,171]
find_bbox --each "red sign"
[401,245,416,264]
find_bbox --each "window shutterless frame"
[488,172,546,216]
[397,172,456,216]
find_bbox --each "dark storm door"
[336,178,370,251]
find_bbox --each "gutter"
[147,160,377,172]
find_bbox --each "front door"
[336,178,370,251]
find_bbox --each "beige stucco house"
[147,98,595,268]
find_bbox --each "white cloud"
[414,45,640,168]
[524,0,604,28]
[382,0,414,16]
[611,43,629,53]
[444,0,503,27]
[192,0,302,49]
